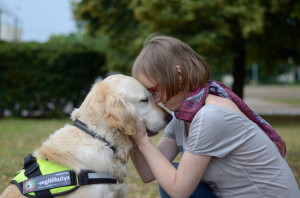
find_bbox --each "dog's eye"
[140,98,149,103]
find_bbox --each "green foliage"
[131,0,266,81]
[247,1,300,73]
[0,41,107,117]
[73,0,300,97]
[72,0,267,70]
[73,0,146,74]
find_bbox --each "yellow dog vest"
[11,158,78,197]
[11,155,120,198]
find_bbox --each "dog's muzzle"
[146,113,173,137]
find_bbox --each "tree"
[247,1,300,72]
[73,0,300,98]
[72,0,146,74]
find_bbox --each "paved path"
[244,98,300,115]
[243,85,300,115]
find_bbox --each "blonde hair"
[132,34,211,101]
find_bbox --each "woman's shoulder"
[192,103,247,128]
[204,94,248,119]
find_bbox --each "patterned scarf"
[174,81,286,158]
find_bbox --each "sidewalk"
[244,98,300,115]
[244,85,300,115]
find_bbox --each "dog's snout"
[164,113,173,124]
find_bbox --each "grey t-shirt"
[164,105,300,198]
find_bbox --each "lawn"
[0,117,299,197]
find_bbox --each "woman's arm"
[130,136,179,183]
[132,118,211,198]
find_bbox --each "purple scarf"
[174,81,286,158]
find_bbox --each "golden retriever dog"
[1,74,172,198]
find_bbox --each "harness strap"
[23,154,53,198]
[24,154,40,177]
[78,170,121,185]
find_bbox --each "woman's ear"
[104,93,136,135]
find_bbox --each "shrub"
[0,41,107,117]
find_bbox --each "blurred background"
[0,0,299,117]
[0,0,299,197]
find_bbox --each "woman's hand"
[131,117,150,146]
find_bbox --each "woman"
[130,34,300,198]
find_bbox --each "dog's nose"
[164,113,173,123]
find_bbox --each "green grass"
[0,117,299,197]
[0,119,72,194]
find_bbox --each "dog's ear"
[104,93,136,135]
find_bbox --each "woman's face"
[135,74,188,112]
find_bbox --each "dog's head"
[71,74,172,137]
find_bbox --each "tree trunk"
[232,37,246,99]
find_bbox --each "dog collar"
[73,119,117,154]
